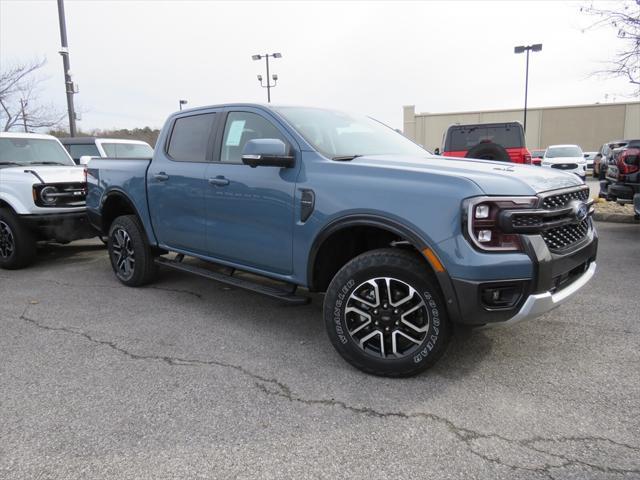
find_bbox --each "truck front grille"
[541,187,589,209]
[503,186,593,252]
[541,218,591,251]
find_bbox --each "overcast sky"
[1,0,637,131]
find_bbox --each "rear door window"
[446,124,524,151]
[167,113,216,162]
[68,144,100,161]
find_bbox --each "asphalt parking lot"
[1,221,639,480]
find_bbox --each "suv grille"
[33,182,86,208]
[542,188,589,210]
[541,218,591,251]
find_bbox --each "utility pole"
[57,0,77,136]
[20,99,28,132]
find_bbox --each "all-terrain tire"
[0,208,36,270]
[108,215,157,286]
[323,248,450,377]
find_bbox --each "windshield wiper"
[0,161,24,165]
[31,161,68,165]
[332,155,362,161]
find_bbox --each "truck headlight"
[464,196,538,252]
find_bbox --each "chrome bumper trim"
[505,261,596,324]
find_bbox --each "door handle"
[154,172,169,181]
[208,176,230,187]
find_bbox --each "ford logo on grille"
[570,200,589,222]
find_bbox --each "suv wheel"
[324,248,450,377]
[108,215,157,286]
[0,208,36,270]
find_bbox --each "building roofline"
[412,101,640,118]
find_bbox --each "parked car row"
[599,139,640,208]
[439,122,588,182]
[1,106,598,377]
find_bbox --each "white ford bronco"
[0,132,95,269]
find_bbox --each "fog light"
[481,284,522,308]
[475,205,490,219]
[477,229,492,242]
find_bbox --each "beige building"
[403,101,640,153]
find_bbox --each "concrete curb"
[593,212,639,224]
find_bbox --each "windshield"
[0,137,75,166]
[274,107,427,158]
[545,146,583,158]
[531,150,545,158]
[101,142,153,158]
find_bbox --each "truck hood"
[0,165,85,184]
[348,154,583,195]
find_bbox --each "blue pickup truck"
[86,104,597,377]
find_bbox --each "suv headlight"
[39,185,58,205]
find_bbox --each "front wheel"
[0,208,36,270]
[323,248,450,377]
[108,215,157,286]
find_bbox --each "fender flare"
[98,189,149,237]
[307,214,462,323]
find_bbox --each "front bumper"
[506,261,596,323]
[451,226,597,326]
[19,212,97,242]
[608,182,638,201]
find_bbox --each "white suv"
[60,137,154,165]
[0,132,95,269]
[541,144,587,181]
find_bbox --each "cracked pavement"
[1,222,639,479]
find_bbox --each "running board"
[154,256,310,305]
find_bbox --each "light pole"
[179,99,188,111]
[252,52,282,102]
[514,43,542,134]
[56,0,77,136]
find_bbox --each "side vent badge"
[300,189,315,223]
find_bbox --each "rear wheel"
[0,208,36,270]
[108,215,157,286]
[323,248,450,377]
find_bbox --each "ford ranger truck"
[0,132,95,269]
[86,104,597,377]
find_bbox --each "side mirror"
[583,153,589,158]
[241,139,294,168]
[79,155,93,166]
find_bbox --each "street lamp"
[252,52,282,102]
[179,99,188,111]
[514,43,542,133]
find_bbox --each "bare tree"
[0,59,65,132]
[581,0,640,92]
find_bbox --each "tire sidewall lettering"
[333,278,355,344]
